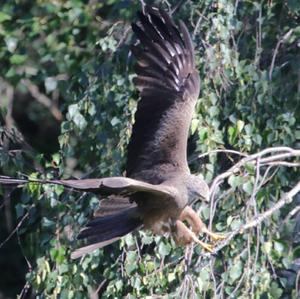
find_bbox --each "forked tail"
[71,207,142,259]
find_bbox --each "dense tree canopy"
[0,0,299,298]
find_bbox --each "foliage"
[0,0,299,298]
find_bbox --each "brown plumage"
[127,6,200,177]
[0,6,226,259]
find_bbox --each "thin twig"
[262,161,300,167]
[22,79,63,121]
[171,0,187,15]
[203,181,300,257]
[230,271,246,298]
[283,205,300,224]
[17,230,32,299]
[296,270,300,298]
[0,204,34,249]
[269,29,293,80]
[19,281,31,299]
[210,147,300,198]
[90,279,108,299]
[193,7,209,38]
[198,149,248,159]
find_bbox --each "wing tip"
[132,5,197,91]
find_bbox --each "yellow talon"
[209,232,226,241]
[202,227,226,242]
[199,241,214,253]
[190,231,214,252]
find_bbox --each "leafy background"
[0,0,299,298]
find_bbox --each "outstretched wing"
[0,175,176,197]
[126,6,200,177]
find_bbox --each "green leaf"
[0,12,11,22]
[115,280,123,291]
[245,162,255,175]
[141,233,153,245]
[209,92,218,105]
[68,104,79,119]
[228,126,237,144]
[274,241,285,256]
[269,282,283,299]
[229,260,242,283]
[197,268,210,292]
[191,118,199,134]
[228,175,243,189]
[167,272,176,282]
[15,203,25,218]
[42,217,56,228]
[158,241,171,257]
[73,113,87,130]
[126,251,137,264]
[111,116,120,126]
[125,261,137,275]
[124,234,135,246]
[230,218,242,230]
[242,180,253,195]
[58,263,69,275]
[208,106,219,117]
[45,77,57,93]
[263,241,272,254]
[52,153,60,165]
[5,37,17,52]
[236,120,244,133]
[10,54,27,65]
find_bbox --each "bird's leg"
[174,220,213,252]
[179,206,225,241]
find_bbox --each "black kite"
[0,6,224,259]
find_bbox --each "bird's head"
[186,174,210,204]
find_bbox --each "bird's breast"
[134,192,187,235]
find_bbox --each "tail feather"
[71,237,121,259]
[71,207,142,259]
[94,196,137,217]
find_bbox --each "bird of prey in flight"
[0,6,224,259]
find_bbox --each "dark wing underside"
[126,6,200,178]
[0,176,177,197]
[0,175,178,258]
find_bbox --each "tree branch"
[210,146,300,197]
[203,181,300,257]
[269,29,293,80]
[22,79,63,121]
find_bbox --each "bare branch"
[198,149,248,159]
[296,271,300,298]
[0,204,34,249]
[262,161,300,167]
[210,147,300,197]
[269,29,293,80]
[193,7,209,38]
[22,79,63,121]
[203,181,300,257]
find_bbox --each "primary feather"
[126,6,200,178]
